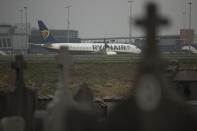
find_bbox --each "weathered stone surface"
[0,55,37,131]
[174,70,197,82]
[44,47,74,131]
[105,3,197,131]
[1,117,25,131]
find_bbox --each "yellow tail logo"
[41,30,50,40]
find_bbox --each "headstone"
[173,70,197,100]
[37,95,54,110]
[6,55,36,131]
[106,2,197,131]
[66,83,101,131]
[34,111,47,131]
[11,55,27,87]
[74,83,106,121]
[74,82,94,107]
[1,117,25,131]
[44,48,103,131]
[44,47,75,131]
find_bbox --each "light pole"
[182,11,186,29]
[182,3,187,29]
[128,1,134,44]
[188,1,192,55]
[18,9,23,24]
[24,6,28,54]
[188,1,192,29]
[65,6,71,43]
[18,9,24,53]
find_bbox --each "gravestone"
[74,82,94,107]
[34,110,47,131]
[1,117,24,131]
[74,83,107,121]
[66,82,102,131]
[6,55,36,131]
[44,47,74,131]
[106,2,197,131]
[173,70,197,100]
[134,1,168,114]
[44,47,103,131]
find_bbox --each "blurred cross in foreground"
[134,2,169,113]
[136,2,168,58]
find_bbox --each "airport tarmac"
[0,55,197,62]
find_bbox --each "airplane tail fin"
[38,20,59,44]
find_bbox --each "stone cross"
[56,46,72,92]
[45,46,74,131]
[9,55,36,131]
[11,55,27,87]
[134,2,169,76]
[134,2,169,113]
[1,117,25,131]
[136,2,168,57]
[45,47,100,131]
[107,3,197,131]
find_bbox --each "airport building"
[134,35,181,52]
[0,23,30,54]
[194,35,197,44]
[0,23,80,55]
[134,29,197,53]
[29,29,80,44]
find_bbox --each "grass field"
[0,54,197,98]
[0,60,138,98]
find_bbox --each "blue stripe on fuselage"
[42,47,131,55]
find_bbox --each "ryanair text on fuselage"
[92,44,130,51]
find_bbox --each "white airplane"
[182,46,197,54]
[38,20,141,55]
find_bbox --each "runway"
[0,55,197,62]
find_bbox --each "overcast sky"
[0,0,196,38]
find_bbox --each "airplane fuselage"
[41,43,141,55]
[37,20,141,55]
